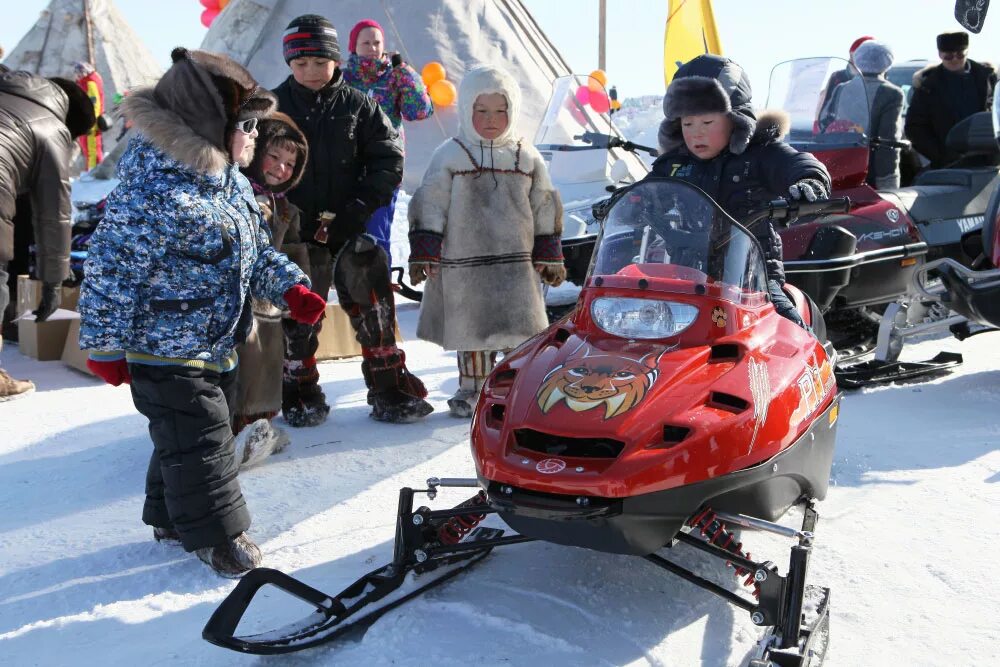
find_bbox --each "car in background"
[886,59,930,117]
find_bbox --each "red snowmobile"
[766,57,1000,385]
[203,179,845,666]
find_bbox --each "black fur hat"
[658,55,757,156]
[937,31,969,52]
[48,76,97,138]
[242,111,309,194]
[153,47,276,151]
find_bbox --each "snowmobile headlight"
[590,297,698,339]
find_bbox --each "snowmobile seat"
[943,111,998,159]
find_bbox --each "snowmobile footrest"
[835,351,963,389]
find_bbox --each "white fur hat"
[853,40,894,75]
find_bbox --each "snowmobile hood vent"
[709,343,741,363]
[707,392,749,414]
[514,429,625,459]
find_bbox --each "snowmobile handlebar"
[870,136,912,151]
[744,197,852,229]
[575,131,659,157]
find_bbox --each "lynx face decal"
[537,348,663,419]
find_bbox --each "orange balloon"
[422,62,446,87]
[219,0,230,8]
[429,79,457,106]
[611,99,622,111]
[587,69,608,93]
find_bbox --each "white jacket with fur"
[408,65,563,351]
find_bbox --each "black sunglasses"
[234,117,258,134]
[941,51,968,61]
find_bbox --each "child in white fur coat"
[408,65,566,417]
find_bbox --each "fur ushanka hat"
[658,54,757,156]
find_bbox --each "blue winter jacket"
[78,136,308,363]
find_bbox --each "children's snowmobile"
[203,179,845,666]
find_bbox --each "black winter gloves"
[323,198,369,245]
[32,283,62,322]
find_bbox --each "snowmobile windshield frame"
[535,74,621,151]
[766,57,870,152]
[590,179,769,304]
[993,81,1000,142]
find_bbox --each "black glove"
[33,282,62,322]
[327,198,370,244]
[788,179,828,202]
[391,52,403,68]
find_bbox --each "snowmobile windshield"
[590,179,769,304]
[535,74,620,150]
[766,57,869,151]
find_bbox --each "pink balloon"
[590,91,611,114]
[200,7,219,27]
[199,0,220,9]
[574,86,591,106]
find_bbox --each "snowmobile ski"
[835,351,963,389]
[203,525,505,654]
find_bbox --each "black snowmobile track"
[202,527,503,654]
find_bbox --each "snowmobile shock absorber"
[687,508,759,593]
[436,491,489,545]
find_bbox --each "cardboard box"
[315,302,403,361]
[17,308,76,361]
[16,275,80,316]
[61,314,95,376]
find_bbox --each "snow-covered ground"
[2,303,999,666]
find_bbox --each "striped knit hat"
[283,14,341,64]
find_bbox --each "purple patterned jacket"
[342,54,434,137]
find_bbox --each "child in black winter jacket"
[272,14,432,424]
[649,55,831,329]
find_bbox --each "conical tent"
[201,0,573,191]
[3,0,163,171]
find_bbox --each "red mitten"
[284,284,326,325]
[87,358,131,386]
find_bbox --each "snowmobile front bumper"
[485,396,840,556]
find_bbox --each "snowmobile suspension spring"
[687,508,759,595]
[437,491,489,545]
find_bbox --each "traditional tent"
[3,0,163,174]
[201,0,574,191]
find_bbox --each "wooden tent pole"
[83,0,96,65]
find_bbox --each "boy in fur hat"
[650,54,831,329]
[408,65,566,417]
[78,48,326,577]
[231,111,311,467]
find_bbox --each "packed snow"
[2,290,999,665]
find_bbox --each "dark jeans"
[130,363,249,552]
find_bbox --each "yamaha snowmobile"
[203,179,843,666]
[766,57,1000,376]
[837,83,1000,387]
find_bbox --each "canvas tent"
[201,0,574,191]
[2,0,162,174]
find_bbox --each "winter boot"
[282,354,330,427]
[362,346,433,423]
[235,418,291,470]
[369,390,435,423]
[447,388,478,418]
[0,369,35,402]
[196,532,262,578]
[152,526,182,545]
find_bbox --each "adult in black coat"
[0,65,94,400]
[273,14,431,425]
[650,55,831,329]
[904,31,997,169]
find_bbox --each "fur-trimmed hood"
[912,58,996,89]
[122,48,276,174]
[658,55,758,156]
[242,112,309,194]
[457,65,522,146]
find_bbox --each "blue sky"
[1,1,995,98]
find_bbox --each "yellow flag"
[664,0,724,87]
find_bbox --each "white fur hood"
[457,65,522,146]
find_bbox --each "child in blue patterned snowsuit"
[78,49,326,577]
